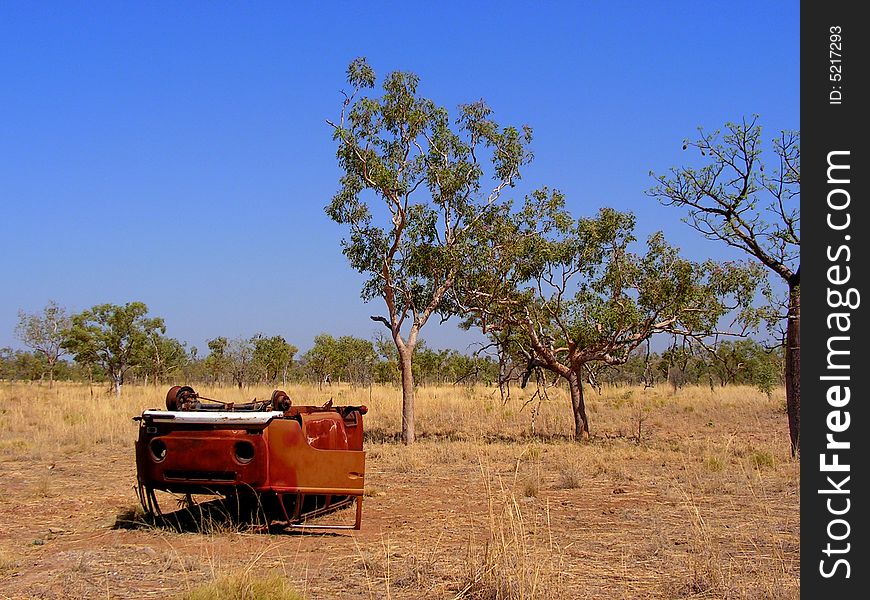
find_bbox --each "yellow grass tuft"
[177,573,302,600]
[0,548,18,577]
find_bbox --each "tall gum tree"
[326,58,533,444]
[454,192,763,440]
[647,118,800,454]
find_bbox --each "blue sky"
[0,1,799,354]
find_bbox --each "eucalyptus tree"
[708,339,782,397]
[62,302,165,396]
[301,334,340,388]
[253,334,298,385]
[326,58,533,444]
[0,347,48,382]
[335,335,378,386]
[204,337,231,384]
[647,118,800,453]
[226,337,257,389]
[15,300,70,387]
[455,192,763,440]
[142,331,188,385]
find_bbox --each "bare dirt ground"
[0,383,799,599]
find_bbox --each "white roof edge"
[141,410,285,425]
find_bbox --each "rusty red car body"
[135,386,367,530]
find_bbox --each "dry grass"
[0,548,19,577]
[0,380,797,455]
[177,573,302,600]
[457,464,564,599]
[0,381,778,454]
[0,381,799,599]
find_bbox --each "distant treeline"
[4,300,783,395]
[0,328,501,388]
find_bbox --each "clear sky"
[0,1,799,355]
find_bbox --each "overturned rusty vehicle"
[134,386,366,530]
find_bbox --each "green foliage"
[61,302,165,394]
[335,335,378,384]
[455,195,764,436]
[2,315,782,391]
[458,198,763,369]
[226,336,257,389]
[704,339,776,389]
[0,346,48,381]
[369,337,497,386]
[301,333,340,385]
[413,345,497,386]
[327,58,554,442]
[372,332,400,383]
[201,335,280,388]
[140,332,188,384]
[14,300,70,383]
[612,340,783,392]
[203,336,230,383]
[736,340,782,397]
[326,58,537,441]
[300,333,377,385]
[252,334,297,383]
